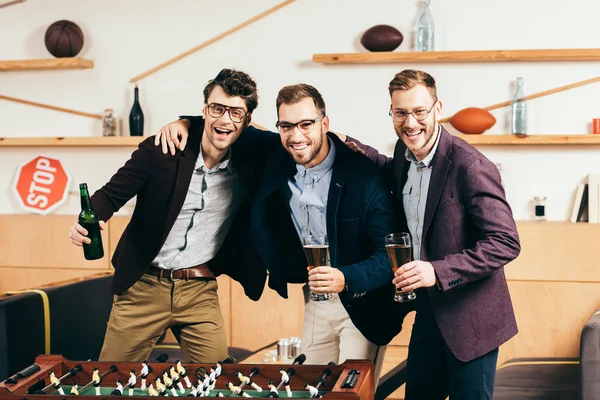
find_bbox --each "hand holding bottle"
[69,220,106,247]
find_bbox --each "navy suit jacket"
[251,133,411,346]
[350,126,521,361]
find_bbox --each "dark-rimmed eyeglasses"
[389,99,438,123]
[207,103,248,123]
[276,115,325,136]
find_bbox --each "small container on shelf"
[533,196,547,221]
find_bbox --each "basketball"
[44,20,84,58]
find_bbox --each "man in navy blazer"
[250,84,409,383]
[348,69,521,399]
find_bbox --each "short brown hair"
[203,69,259,113]
[388,69,437,100]
[276,84,326,116]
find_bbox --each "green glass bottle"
[78,183,104,260]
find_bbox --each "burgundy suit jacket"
[352,126,521,362]
[91,119,271,300]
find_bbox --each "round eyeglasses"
[207,103,248,123]
[389,99,438,123]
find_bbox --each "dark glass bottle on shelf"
[78,183,104,260]
[129,84,144,136]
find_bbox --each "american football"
[360,24,403,52]
[448,107,496,134]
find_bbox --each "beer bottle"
[78,183,104,260]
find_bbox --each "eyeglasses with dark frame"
[275,115,325,136]
[389,99,438,123]
[207,102,248,123]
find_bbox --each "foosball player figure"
[162,372,178,397]
[48,371,65,395]
[128,370,137,396]
[303,383,322,398]
[267,381,279,398]
[199,372,211,396]
[215,361,223,378]
[176,361,192,389]
[169,365,185,393]
[154,377,167,396]
[70,383,79,396]
[147,384,159,397]
[236,372,262,392]
[141,361,150,390]
[92,368,101,396]
[227,382,251,398]
[279,368,293,398]
[186,383,198,397]
[208,367,217,391]
[110,378,124,396]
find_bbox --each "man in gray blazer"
[348,69,521,399]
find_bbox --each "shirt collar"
[295,137,336,181]
[196,146,234,173]
[404,124,442,167]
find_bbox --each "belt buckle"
[169,269,181,282]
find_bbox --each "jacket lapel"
[161,122,203,244]
[421,127,453,240]
[326,134,349,267]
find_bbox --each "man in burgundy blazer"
[350,69,521,399]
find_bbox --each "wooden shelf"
[2,135,600,147]
[0,58,94,72]
[0,137,145,147]
[455,134,600,145]
[312,48,600,64]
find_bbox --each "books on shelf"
[571,173,600,223]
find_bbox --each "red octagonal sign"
[13,156,72,215]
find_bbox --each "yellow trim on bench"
[497,360,579,370]
[6,289,51,354]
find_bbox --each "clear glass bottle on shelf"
[511,77,527,135]
[417,0,435,51]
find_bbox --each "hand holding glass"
[302,235,333,302]
[385,233,417,302]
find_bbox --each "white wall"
[1,0,599,220]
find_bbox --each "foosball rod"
[40,364,83,393]
[122,353,166,391]
[76,365,118,394]
[275,367,295,392]
[308,366,333,398]
[230,367,259,397]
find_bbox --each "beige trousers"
[300,291,386,386]
[99,273,227,363]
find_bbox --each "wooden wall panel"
[498,280,600,365]
[0,267,102,293]
[107,216,129,255]
[230,281,305,351]
[506,221,600,282]
[0,215,110,270]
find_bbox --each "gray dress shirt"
[402,126,442,260]
[287,138,336,264]
[152,147,245,269]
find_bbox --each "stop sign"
[13,156,72,215]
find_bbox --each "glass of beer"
[302,234,333,301]
[385,232,416,302]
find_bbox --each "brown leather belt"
[146,264,215,282]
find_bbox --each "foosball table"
[0,355,374,399]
